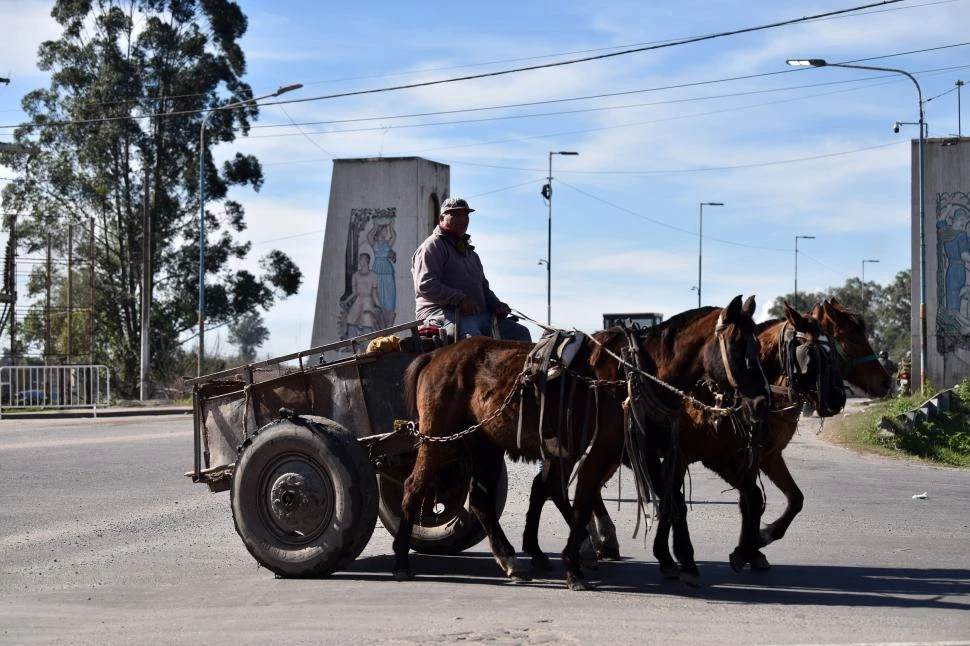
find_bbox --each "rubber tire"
[376,459,508,555]
[231,415,378,577]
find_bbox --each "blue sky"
[2,0,968,358]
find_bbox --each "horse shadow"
[333,553,970,610]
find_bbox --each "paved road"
[1,405,968,645]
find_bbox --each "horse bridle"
[826,335,878,377]
[714,311,771,406]
[778,321,844,416]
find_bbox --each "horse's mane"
[589,307,719,368]
[756,317,783,333]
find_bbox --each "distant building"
[602,312,663,329]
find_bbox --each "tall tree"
[0,0,301,395]
[227,311,268,363]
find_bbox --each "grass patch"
[823,380,970,468]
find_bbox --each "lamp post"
[541,151,578,326]
[787,58,926,389]
[862,258,880,323]
[198,83,302,376]
[697,201,724,308]
[794,235,815,310]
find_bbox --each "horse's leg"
[728,475,770,573]
[522,458,572,571]
[392,443,433,581]
[758,452,803,548]
[468,445,530,581]
[561,450,617,591]
[666,459,700,586]
[589,493,621,561]
[522,466,553,571]
[649,453,680,580]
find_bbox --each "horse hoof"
[598,547,622,561]
[508,569,532,582]
[750,553,771,571]
[566,574,594,591]
[392,569,413,582]
[679,571,702,588]
[531,553,553,572]
[728,550,746,573]
[659,563,680,580]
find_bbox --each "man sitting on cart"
[411,197,532,342]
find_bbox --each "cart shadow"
[335,553,970,610]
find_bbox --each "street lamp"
[862,258,880,323]
[198,83,302,376]
[794,235,815,310]
[541,151,578,326]
[697,201,723,308]
[787,57,926,390]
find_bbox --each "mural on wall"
[338,207,398,339]
[935,191,970,354]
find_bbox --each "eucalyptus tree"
[0,0,301,394]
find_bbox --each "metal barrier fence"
[0,365,111,417]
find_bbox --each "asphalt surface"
[1,401,968,645]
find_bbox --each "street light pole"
[862,258,880,323]
[542,151,578,326]
[794,235,815,310]
[697,201,723,308]
[787,57,926,390]
[198,83,302,376]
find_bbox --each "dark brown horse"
[746,298,891,564]
[393,295,772,590]
[575,300,828,584]
[641,302,848,581]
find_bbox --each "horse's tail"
[403,351,435,421]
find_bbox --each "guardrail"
[0,365,111,418]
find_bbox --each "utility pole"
[140,166,151,400]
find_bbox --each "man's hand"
[493,302,511,318]
[458,297,481,315]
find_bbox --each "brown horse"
[640,301,848,581]
[745,297,891,564]
[575,300,831,584]
[393,295,771,590]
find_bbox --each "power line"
[0,0,911,132]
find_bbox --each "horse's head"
[809,298,891,398]
[779,301,846,417]
[705,295,771,425]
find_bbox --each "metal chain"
[407,372,526,444]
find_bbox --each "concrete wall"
[911,137,970,388]
[310,157,450,348]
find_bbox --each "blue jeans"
[424,308,532,342]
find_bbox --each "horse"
[743,297,891,566]
[638,301,848,581]
[392,295,772,590]
[571,300,829,584]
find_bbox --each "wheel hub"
[269,470,329,537]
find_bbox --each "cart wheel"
[376,459,508,554]
[231,415,378,577]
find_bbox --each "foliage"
[227,312,269,363]
[768,269,912,363]
[834,381,970,468]
[0,0,302,396]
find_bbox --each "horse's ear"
[742,295,756,318]
[829,296,841,308]
[784,301,809,330]
[726,295,743,317]
[808,300,823,319]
